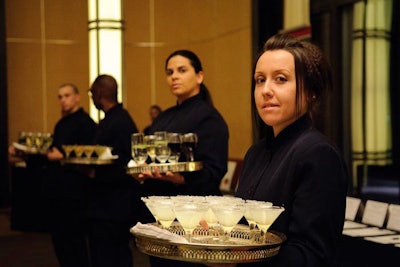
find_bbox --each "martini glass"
[203,196,227,229]
[141,197,160,225]
[74,145,85,158]
[250,205,285,241]
[173,202,209,242]
[62,145,75,158]
[94,145,107,158]
[83,145,95,158]
[211,203,246,241]
[244,200,272,230]
[151,198,176,229]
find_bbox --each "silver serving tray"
[126,161,203,174]
[132,223,285,263]
[13,142,48,155]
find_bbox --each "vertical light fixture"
[88,0,123,122]
[351,0,393,183]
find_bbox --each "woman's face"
[166,55,203,104]
[254,49,307,136]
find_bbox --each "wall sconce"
[88,0,123,122]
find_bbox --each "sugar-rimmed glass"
[211,201,245,241]
[173,201,209,242]
[250,205,285,239]
[150,197,176,228]
[244,200,272,230]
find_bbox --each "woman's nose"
[261,81,273,96]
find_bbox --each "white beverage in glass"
[151,199,176,228]
[141,197,159,223]
[211,204,245,235]
[250,205,284,233]
[244,200,272,229]
[132,144,148,164]
[144,135,156,163]
[132,133,148,165]
[62,145,75,158]
[154,131,170,163]
[155,140,170,163]
[174,202,209,242]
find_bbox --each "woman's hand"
[137,167,185,185]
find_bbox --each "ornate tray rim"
[126,161,203,174]
[13,142,48,155]
[62,157,117,165]
[132,223,285,263]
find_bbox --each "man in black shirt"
[44,83,97,267]
[88,74,140,267]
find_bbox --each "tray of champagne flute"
[131,222,286,263]
[126,161,203,175]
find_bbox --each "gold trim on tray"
[62,156,118,165]
[131,223,285,263]
[126,161,203,174]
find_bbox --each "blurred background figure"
[143,105,162,135]
[88,74,140,267]
[44,83,97,267]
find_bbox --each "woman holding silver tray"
[231,34,349,267]
[135,50,229,267]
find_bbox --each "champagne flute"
[154,131,170,163]
[182,133,198,161]
[33,132,43,149]
[18,131,28,145]
[25,132,34,148]
[168,132,182,163]
[144,135,156,164]
[131,133,148,165]
[41,133,53,152]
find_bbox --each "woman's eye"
[166,70,173,75]
[255,77,265,84]
[276,76,287,83]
